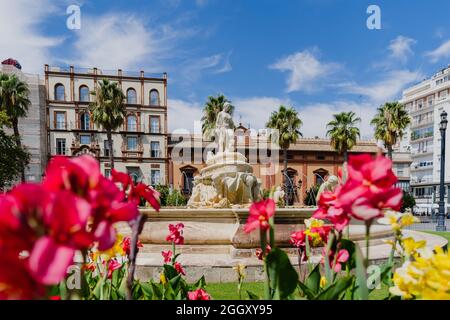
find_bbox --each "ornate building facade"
[45,65,168,186]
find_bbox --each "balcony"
[121,143,144,159]
[120,124,145,134]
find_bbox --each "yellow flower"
[304,218,324,229]
[160,272,167,285]
[98,234,126,260]
[390,246,450,300]
[402,237,426,257]
[400,213,420,227]
[304,229,323,247]
[233,263,247,281]
[320,276,327,289]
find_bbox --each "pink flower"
[188,288,211,300]
[107,259,122,279]
[49,296,61,300]
[111,169,132,192]
[244,199,275,233]
[255,245,272,260]
[313,187,350,232]
[322,248,349,273]
[174,262,186,275]
[338,154,398,212]
[162,250,173,264]
[166,223,185,245]
[351,187,403,221]
[129,183,161,212]
[122,236,143,256]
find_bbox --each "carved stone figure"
[315,175,339,203]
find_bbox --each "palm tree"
[371,102,410,160]
[90,80,126,169]
[266,105,302,204]
[326,111,361,163]
[0,73,30,182]
[201,94,235,139]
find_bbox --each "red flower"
[351,187,403,221]
[111,169,132,192]
[174,262,186,275]
[244,199,275,233]
[290,230,307,248]
[188,288,211,300]
[121,236,143,256]
[107,259,122,279]
[166,223,185,245]
[28,191,93,285]
[129,183,161,211]
[338,154,398,212]
[162,250,173,264]
[0,248,46,300]
[49,296,61,300]
[313,187,350,232]
[255,245,271,260]
[322,249,350,273]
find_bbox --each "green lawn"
[423,230,450,243]
[206,282,389,300]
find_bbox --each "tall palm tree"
[266,105,302,204]
[201,94,235,139]
[0,73,30,182]
[326,111,361,163]
[371,102,410,160]
[90,80,126,169]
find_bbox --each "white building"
[0,63,47,183]
[402,65,450,212]
[45,65,168,187]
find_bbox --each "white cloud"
[168,99,203,133]
[269,49,341,93]
[339,70,422,104]
[180,52,232,81]
[299,101,376,139]
[0,0,62,74]
[388,36,416,63]
[426,39,450,63]
[66,14,176,71]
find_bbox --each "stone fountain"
[187,104,261,208]
[117,106,448,282]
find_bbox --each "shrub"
[303,184,320,206]
[401,191,416,213]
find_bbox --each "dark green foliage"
[304,184,320,206]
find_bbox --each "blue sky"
[1,0,450,138]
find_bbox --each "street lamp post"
[437,110,448,232]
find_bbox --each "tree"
[0,73,30,181]
[266,106,302,204]
[90,80,126,169]
[201,94,235,139]
[401,191,416,213]
[0,130,30,191]
[371,102,410,160]
[326,111,360,163]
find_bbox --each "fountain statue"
[187,103,262,208]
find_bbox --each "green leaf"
[305,264,321,294]
[246,291,260,300]
[59,280,67,300]
[315,276,354,300]
[163,264,179,280]
[265,248,299,300]
[140,282,154,300]
[150,281,163,300]
[297,281,315,300]
[191,276,206,290]
[338,238,356,270]
[354,244,369,300]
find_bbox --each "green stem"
[365,221,372,269]
[171,241,176,265]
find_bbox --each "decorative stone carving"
[315,175,339,202]
[187,105,262,208]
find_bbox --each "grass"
[423,230,450,244]
[206,282,390,300]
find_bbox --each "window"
[150,170,161,187]
[150,116,160,133]
[151,141,160,158]
[127,136,138,151]
[55,111,66,130]
[428,96,434,107]
[150,89,160,106]
[127,115,137,131]
[56,138,66,155]
[316,154,325,160]
[127,167,141,183]
[79,86,90,102]
[104,140,111,157]
[182,170,194,195]
[80,112,90,130]
[54,84,65,101]
[80,134,91,145]
[127,88,137,104]
[104,169,111,178]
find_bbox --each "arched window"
[79,85,90,102]
[127,88,137,104]
[54,84,65,101]
[150,89,160,106]
[127,114,137,131]
[80,112,90,130]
